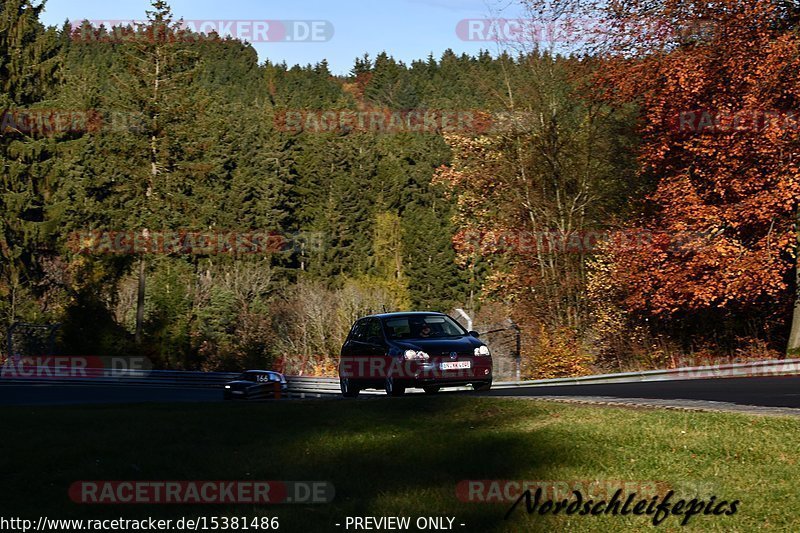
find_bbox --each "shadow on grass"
[1,395,572,532]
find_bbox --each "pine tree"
[101,0,205,344]
[0,0,63,343]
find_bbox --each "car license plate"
[440,361,471,370]
[232,390,244,395]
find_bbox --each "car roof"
[367,311,448,319]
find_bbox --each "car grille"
[437,352,472,358]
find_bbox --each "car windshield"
[383,315,467,340]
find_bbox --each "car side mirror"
[469,330,480,338]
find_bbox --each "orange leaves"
[591,0,800,319]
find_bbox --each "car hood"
[226,380,258,387]
[392,336,482,353]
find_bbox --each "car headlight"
[404,350,430,361]
[225,385,231,389]
[474,346,491,356]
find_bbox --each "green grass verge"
[2,397,799,532]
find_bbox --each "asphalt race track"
[2,375,800,408]
[486,376,800,409]
[0,385,222,405]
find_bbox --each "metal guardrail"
[0,368,240,389]
[0,368,343,396]
[1,358,798,396]
[288,358,800,394]
[285,376,345,397]
[285,376,466,395]
[0,369,339,398]
[490,358,800,388]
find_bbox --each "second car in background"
[224,370,288,400]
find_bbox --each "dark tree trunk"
[135,257,146,345]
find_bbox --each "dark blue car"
[339,312,493,397]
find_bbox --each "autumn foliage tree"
[541,0,800,355]
[434,54,641,376]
